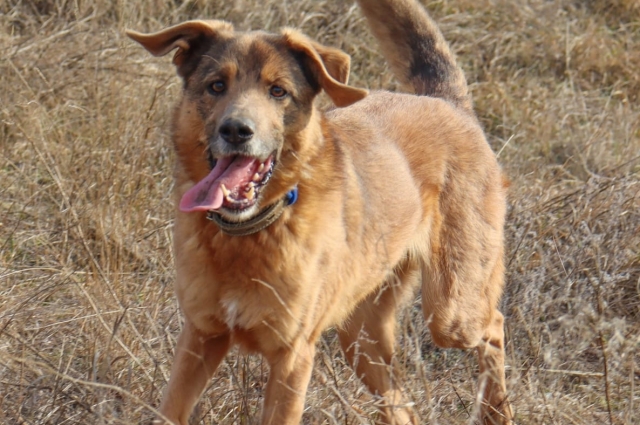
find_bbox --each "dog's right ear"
[126,20,233,77]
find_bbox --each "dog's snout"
[219,118,255,144]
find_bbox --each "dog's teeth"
[220,184,231,201]
[246,185,255,200]
[253,173,261,182]
[258,163,265,172]
[245,182,255,192]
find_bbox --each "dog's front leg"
[156,322,231,425]
[261,340,316,425]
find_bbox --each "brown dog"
[127,0,512,423]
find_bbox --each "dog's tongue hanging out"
[179,156,264,212]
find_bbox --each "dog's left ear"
[282,29,368,107]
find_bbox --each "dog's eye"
[269,85,287,99]
[208,81,226,95]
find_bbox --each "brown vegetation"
[1,0,638,424]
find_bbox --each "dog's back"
[357,0,471,111]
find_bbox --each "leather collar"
[206,187,298,237]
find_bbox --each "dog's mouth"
[179,153,275,213]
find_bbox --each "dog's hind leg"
[157,322,231,425]
[476,309,512,424]
[422,256,512,425]
[338,261,419,425]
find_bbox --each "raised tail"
[356,0,472,112]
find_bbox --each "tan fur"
[356,0,472,111]
[127,1,512,424]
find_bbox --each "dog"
[127,0,512,423]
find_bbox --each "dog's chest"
[220,297,240,329]
[216,288,271,331]
[179,273,274,331]
[179,257,304,342]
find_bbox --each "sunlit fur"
[127,1,513,424]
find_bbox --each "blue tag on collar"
[285,186,298,206]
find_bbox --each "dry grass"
[1,0,638,424]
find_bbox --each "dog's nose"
[219,118,255,144]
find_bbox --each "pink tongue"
[179,156,258,212]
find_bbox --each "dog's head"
[127,20,367,221]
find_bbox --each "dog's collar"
[206,187,298,237]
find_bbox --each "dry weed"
[1,0,638,424]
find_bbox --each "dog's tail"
[356,0,472,112]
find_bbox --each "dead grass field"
[1,0,639,424]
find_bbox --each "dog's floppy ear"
[282,29,367,107]
[126,20,233,77]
